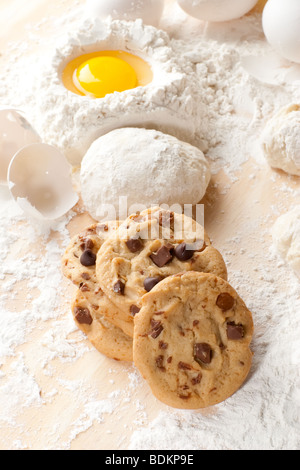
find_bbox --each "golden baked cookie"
[96,207,228,319]
[72,291,133,362]
[62,221,134,337]
[133,271,254,409]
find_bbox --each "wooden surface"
[0,0,298,451]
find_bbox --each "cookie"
[96,207,228,319]
[72,291,133,362]
[133,271,254,409]
[62,221,134,337]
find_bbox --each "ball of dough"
[272,206,300,279]
[80,128,211,220]
[261,104,300,176]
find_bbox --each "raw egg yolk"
[75,56,137,99]
[62,51,153,99]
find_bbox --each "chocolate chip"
[179,394,191,400]
[159,341,168,350]
[113,280,125,295]
[191,373,202,385]
[178,362,192,370]
[150,245,173,268]
[81,273,91,280]
[216,293,235,311]
[178,384,191,399]
[148,320,164,339]
[174,243,195,261]
[194,343,212,365]
[155,355,165,371]
[130,305,140,316]
[80,249,96,267]
[85,227,97,235]
[227,322,244,340]
[144,276,162,292]
[80,238,94,251]
[74,307,93,325]
[126,238,143,253]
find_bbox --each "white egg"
[85,0,165,27]
[0,108,41,185]
[8,143,78,221]
[263,0,300,64]
[177,0,258,22]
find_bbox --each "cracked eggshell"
[8,143,79,221]
[85,0,165,27]
[177,0,258,22]
[0,107,41,185]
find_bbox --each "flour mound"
[26,17,202,166]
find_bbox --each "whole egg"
[177,0,258,22]
[262,0,300,63]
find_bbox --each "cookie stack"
[62,206,254,409]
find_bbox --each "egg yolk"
[75,56,137,99]
[62,50,153,99]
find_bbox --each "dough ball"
[80,128,211,219]
[272,206,300,278]
[261,104,300,176]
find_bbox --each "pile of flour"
[0,0,299,450]
[0,12,204,166]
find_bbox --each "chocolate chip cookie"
[96,207,228,320]
[72,291,133,362]
[62,221,134,337]
[133,271,254,409]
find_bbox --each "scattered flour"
[0,0,299,451]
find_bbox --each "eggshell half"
[8,143,78,220]
[0,108,41,185]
